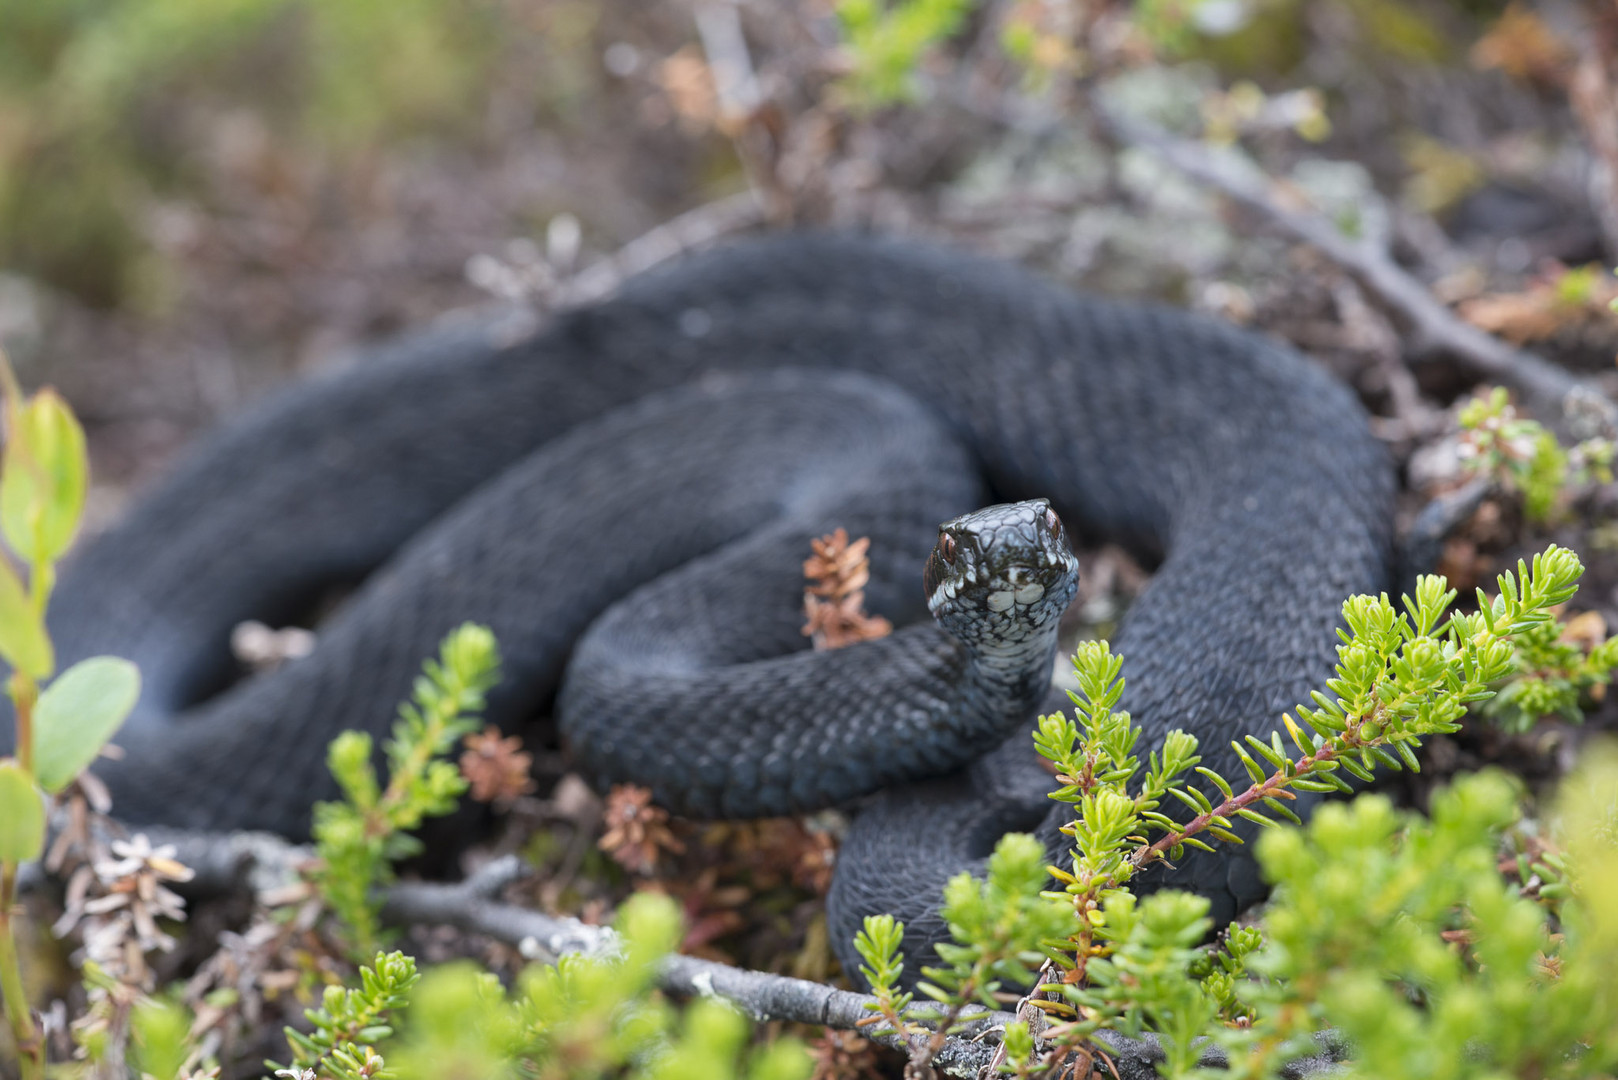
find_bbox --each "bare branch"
[1571,34,1618,263]
[380,859,1007,1076]
[558,190,767,307]
[22,824,1351,1076]
[1092,103,1616,428]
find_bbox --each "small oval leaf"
[0,760,45,863]
[0,556,51,678]
[33,657,140,793]
[1,388,88,565]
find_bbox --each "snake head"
[924,499,1080,647]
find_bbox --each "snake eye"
[938,533,956,563]
[1044,507,1061,534]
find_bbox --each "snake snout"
[924,499,1080,643]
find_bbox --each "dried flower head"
[45,771,113,874]
[460,725,536,804]
[56,834,196,986]
[802,529,892,650]
[809,1028,887,1080]
[599,784,685,875]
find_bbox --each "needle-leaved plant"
[857,546,1618,1077]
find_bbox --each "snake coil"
[6,233,1396,980]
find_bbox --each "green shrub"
[0,354,140,1080]
[859,545,1618,1077]
[312,622,501,959]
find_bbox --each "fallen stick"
[23,829,1350,1077]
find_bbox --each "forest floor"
[5,1,1618,1075]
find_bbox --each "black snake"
[5,233,1397,981]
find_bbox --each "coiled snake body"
[5,234,1396,979]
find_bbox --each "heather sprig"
[386,892,811,1080]
[268,950,420,1080]
[310,622,501,958]
[1458,386,1614,523]
[859,543,1618,1077]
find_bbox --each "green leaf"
[1196,766,1234,799]
[1262,797,1304,826]
[1168,786,1208,815]
[33,656,140,792]
[1,388,88,565]
[1245,734,1288,769]
[1320,770,1356,793]
[0,555,50,678]
[130,999,192,1080]
[0,759,45,863]
[1231,743,1267,784]
[1393,739,1421,772]
[1340,756,1376,783]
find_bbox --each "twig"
[15,830,1004,1075]
[379,858,1006,1076]
[379,862,1352,1079]
[20,833,1349,1077]
[694,1,763,121]
[1092,103,1617,428]
[1571,25,1618,263]
[556,190,767,308]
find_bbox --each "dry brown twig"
[465,191,768,316]
[379,855,1348,1079]
[376,854,1010,1077]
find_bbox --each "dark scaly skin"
[563,498,1080,818]
[1,233,1397,981]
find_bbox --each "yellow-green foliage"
[1115,0,1445,72]
[0,0,508,305]
[1239,762,1618,1080]
[0,359,140,1080]
[313,622,502,959]
[1459,387,1615,524]
[860,546,1618,1077]
[388,893,812,1080]
[835,0,974,105]
[269,949,421,1080]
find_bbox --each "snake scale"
[3,233,1397,981]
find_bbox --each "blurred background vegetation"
[0,0,1614,503]
[1,0,511,307]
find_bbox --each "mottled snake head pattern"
[924,499,1080,651]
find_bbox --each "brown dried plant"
[802,529,892,650]
[599,784,686,875]
[808,1028,888,1080]
[459,725,537,805]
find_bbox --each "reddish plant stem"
[8,673,34,775]
[1131,734,1360,871]
[0,864,43,1080]
[912,984,979,1076]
